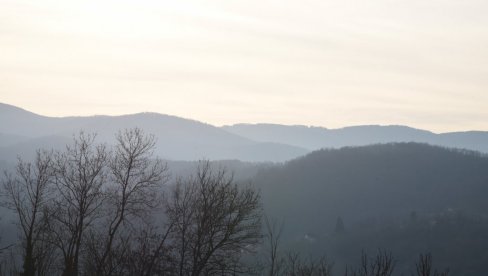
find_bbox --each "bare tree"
[264,215,284,276]
[89,128,169,276]
[49,132,108,276]
[262,216,333,276]
[165,161,262,275]
[1,150,55,276]
[415,254,449,276]
[1,131,264,276]
[117,220,174,276]
[283,252,333,276]
[345,250,395,276]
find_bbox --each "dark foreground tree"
[264,216,284,276]
[2,131,263,276]
[1,150,55,276]
[164,162,262,275]
[415,253,449,276]
[282,252,333,276]
[49,132,108,276]
[86,128,169,276]
[263,216,333,276]
[344,250,395,276]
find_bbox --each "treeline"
[260,216,449,276]
[0,128,261,276]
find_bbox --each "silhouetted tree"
[264,216,284,276]
[345,250,395,276]
[1,150,55,276]
[48,132,108,276]
[263,216,333,276]
[415,253,449,276]
[86,128,169,276]
[283,252,333,276]
[165,161,262,275]
[125,221,174,276]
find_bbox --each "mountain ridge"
[223,123,488,153]
[0,102,307,162]
[2,102,488,161]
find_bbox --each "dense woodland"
[255,143,488,275]
[1,129,487,275]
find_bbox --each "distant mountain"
[255,143,488,235]
[3,102,488,162]
[223,123,488,152]
[0,103,307,162]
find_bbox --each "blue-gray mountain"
[2,102,488,162]
[0,103,306,162]
[223,123,488,153]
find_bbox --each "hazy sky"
[1,0,488,132]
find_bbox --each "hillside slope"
[0,103,307,162]
[254,143,488,275]
[256,143,488,232]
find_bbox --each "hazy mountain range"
[1,102,488,162]
[0,103,306,162]
[223,123,488,153]
[2,102,488,274]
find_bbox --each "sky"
[1,0,488,132]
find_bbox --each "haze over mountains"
[223,124,488,153]
[0,103,306,162]
[1,102,488,162]
[2,102,488,274]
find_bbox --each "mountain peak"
[0,102,44,117]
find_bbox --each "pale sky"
[1,0,488,132]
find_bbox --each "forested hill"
[256,143,488,233]
[255,143,488,274]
